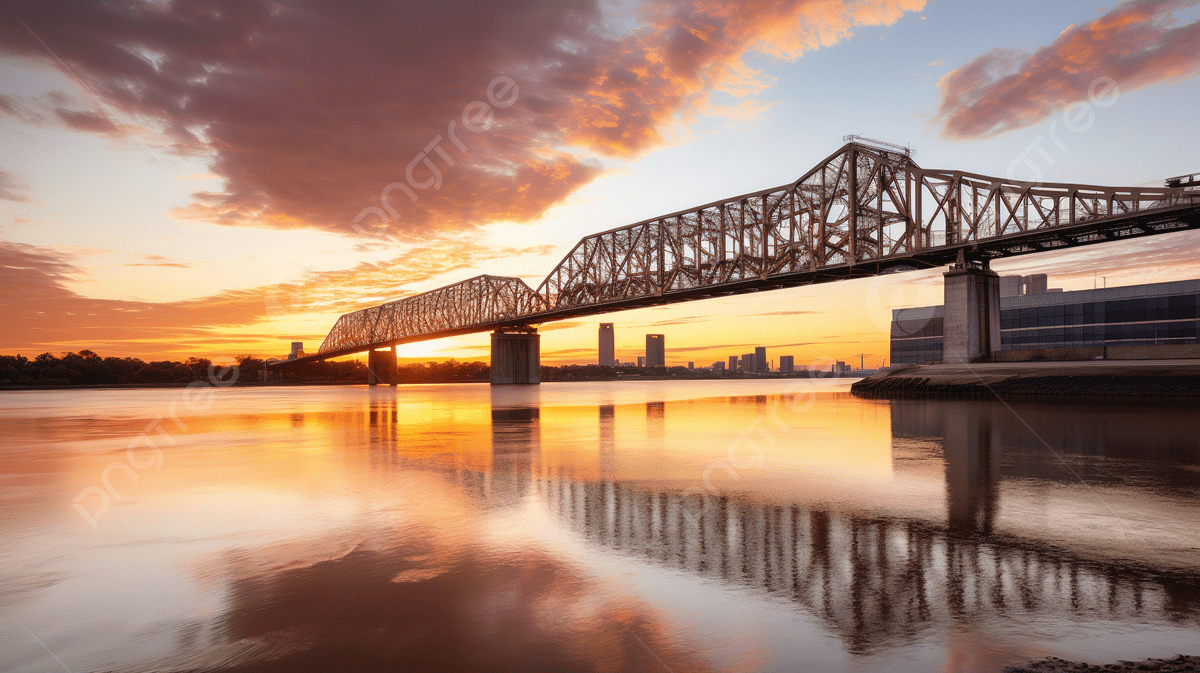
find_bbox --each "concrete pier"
[367,346,397,386]
[490,329,539,385]
[943,253,1000,363]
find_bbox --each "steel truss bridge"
[291,139,1200,364]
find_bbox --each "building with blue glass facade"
[890,277,1200,366]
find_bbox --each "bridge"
[275,137,1200,383]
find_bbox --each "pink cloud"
[1,0,921,238]
[0,168,32,202]
[936,0,1200,139]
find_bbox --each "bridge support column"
[490,328,539,385]
[943,252,1000,364]
[367,346,397,386]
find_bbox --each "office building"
[288,342,304,360]
[712,361,726,372]
[890,277,1200,366]
[637,356,646,367]
[728,355,739,371]
[754,346,767,371]
[740,353,754,371]
[646,334,665,367]
[687,362,694,370]
[598,323,615,366]
[779,355,794,373]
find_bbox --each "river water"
[1,380,1198,673]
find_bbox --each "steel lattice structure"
[318,275,544,356]
[305,140,1200,362]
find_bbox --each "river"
[1,380,1198,672]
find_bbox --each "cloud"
[935,0,1200,139]
[0,0,923,238]
[0,236,551,359]
[534,321,587,333]
[122,254,199,268]
[0,169,32,202]
[747,309,819,317]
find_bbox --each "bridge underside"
[275,140,1199,370]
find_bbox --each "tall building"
[646,334,665,367]
[740,353,754,371]
[712,361,726,372]
[779,355,794,373]
[890,276,1200,366]
[637,356,646,367]
[728,355,739,371]
[687,362,694,370]
[598,323,615,365]
[754,346,767,371]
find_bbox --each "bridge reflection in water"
[359,392,1200,656]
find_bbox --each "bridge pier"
[367,346,397,386]
[943,252,1000,363]
[490,328,539,385]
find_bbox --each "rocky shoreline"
[1004,654,1200,672]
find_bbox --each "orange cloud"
[1,0,922,239]
[0,238,551,360]
[936,0,1200,139]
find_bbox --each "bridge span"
[275,138,1200,383]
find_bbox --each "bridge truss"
[307,141,1199,361]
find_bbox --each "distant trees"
[0,351,782,387]
[0,350,219,385]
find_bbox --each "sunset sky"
[2,0,1199,367]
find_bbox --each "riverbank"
[851,359,1200,398]
[1004,654,1200,672]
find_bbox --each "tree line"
[1,350,806,387]
[0,350,494,386]
[0,350,225,385]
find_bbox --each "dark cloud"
[0,0,921,237]
[53,107,121,134]
[936,0,1200,139]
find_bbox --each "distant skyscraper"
[728,355,738,371]
[646,334,665,367]
[713,361,726,372]
[687,362,694,370]
[740,353,754,371]
[779,355,794,373]
[598,323,615,365]
[754,346,767,371]
[637,356,646,367]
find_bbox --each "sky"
[2,0,1199,368]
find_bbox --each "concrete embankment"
[851,359,1200,398]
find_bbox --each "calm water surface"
[1,380,1198,672]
